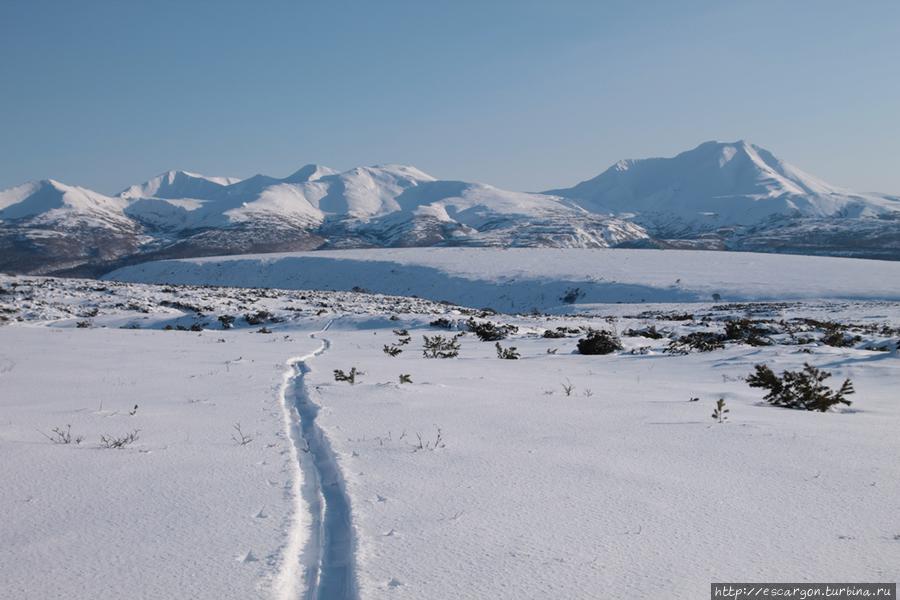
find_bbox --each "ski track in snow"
[275,320,358,600]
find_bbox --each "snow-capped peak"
[0,179,127,221]
[119,170,242,200]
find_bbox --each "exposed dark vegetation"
[100,430,141,449]
[543,326,581,338]
[722,318,773,346]
[423,334,462,358]
[334,367,360,384]
[383,344,403,357]
[665,332,725,354]
[623,325,664,339]
[495,342,520,359]
[711,398,729,423]
[39,424,83,445]
[467,318,518,342]
[429,317,456,329]
[576,330,623,355]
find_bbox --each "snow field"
[0,326,319,599]
[308,320,900,598]
[2,273,899,598]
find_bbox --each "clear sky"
[1,0,898,195]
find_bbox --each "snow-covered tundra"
[1,258,898,599]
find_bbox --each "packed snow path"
[278,322,359,600]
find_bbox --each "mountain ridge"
[2,140,898,275]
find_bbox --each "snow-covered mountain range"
[2,140,898,275]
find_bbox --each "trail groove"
[275,322,358,600]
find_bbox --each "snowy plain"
[3,249,900,598]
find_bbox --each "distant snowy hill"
[0,180,140,274]
[1,140,898,275]
[547,140,900,236]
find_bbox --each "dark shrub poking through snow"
[746,363,854,412]
[623,325,664,339]
[495,342,520,360]
[723,318,772,346]
[665,332,725,354]
[576,330,623,355]
[429,317,455,329]
[820,325,861,348]
[422,334,461,358]
[467,319,518,342]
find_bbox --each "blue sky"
[1,0,898,194]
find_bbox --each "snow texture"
[2,249,900,599]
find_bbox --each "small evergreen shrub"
[576,330,623,355]
[711,398,729,423]
[429,318,455,329]
[723,319,772,346]
[821,326,861,348]
[665,332,725,354]
[467,319,518,342]
[392,329,412,345]
[543,326,581,338]
[623,325,664,339]
[334,367,360,384]
[495,342,520,360]
[383,344,403,357]
[422,334,461,358]
[746,363,854,411]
